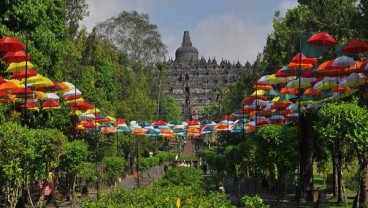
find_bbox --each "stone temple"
[163,31,250,119]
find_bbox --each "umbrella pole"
[20,34,29,208]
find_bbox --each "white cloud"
[188,12,272,64]
[279,0,299,16]
[81,0,173,31]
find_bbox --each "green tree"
[95,11,167,67]
[0,0,68,78]
[0,122,29,208]
[255,125,298,206]
[160,95,182,122]
[64,0,89,37]
[315,101,368,205]
[60,140,89,202]
[102,156,125,186]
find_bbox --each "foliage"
[102,156,125,185]
[160,95,182,122]
[95,11,167,67]
[0,0,68,78]
[255,125,298,171]
[155,151,173,164]
[82,166,235,208]
[0,122,29,208]
[60,140,89,174]
[241,195,269,208]
[158,167,203,187]
[138,156,160,173]
[64,0,89,37]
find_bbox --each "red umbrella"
[187,120,200,126]
[64,94,83,101]
[307,32,337,47]
[154,120,166,126]
[12,68,38,79]
[11,87,33,95]
[70,101,94,110]
[290,53,317,64]
[0,37,25,52]
[275,68,297,77]
[2,51,31,63]
[253,83,273,90]
[42,99,61,109]
[0,76,7,85]
[341,40,368,54]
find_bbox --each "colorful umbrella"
[12,68,38,79]
[0,37,25,52]
[2,50,31,63]
[6,61,35,73]
[42,99,61,109]
[341,40,368,54]
[307,32,337,47]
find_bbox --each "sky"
[80,0,299,64]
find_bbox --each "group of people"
[176,161,194,167]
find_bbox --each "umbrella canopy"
[145,129,159,138]
[307,32,337,47]
[139,121,151,127]
[70,101,94,110]
[187,127,200,137]
[6,61,35,73]
[331,55,355,69]
[0,37,25,52]
[200,126,215,135]
[290,53,318,64]
[132,127,146,136]
[2,50,31,63]
[0,79,24,91]
[42,99,61,109]
[153,119,166,126]
[12,68,38,79]
[341,40,368,54]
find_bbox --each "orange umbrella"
[303,88,322,96]
[280,88,299,95]
[159,128,174,138]
[287,62,313,70]
[0,80,24,91]
[187,127,200,137]
[132,128,146,136]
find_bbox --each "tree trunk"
[299,114,314,195]
[332,146,337,197]
[337,151,343,204]
[359,161,368,205]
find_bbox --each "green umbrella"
[301,32,329,58]
[263,89,280,98]
[170,119,182,125]
[139,121,151,127]
[145,129,159,138]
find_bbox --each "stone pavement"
[180,139,195,157]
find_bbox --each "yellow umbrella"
[267,74,296,84]
[65,97,84,104]
[86,108,100,114]
[251,90,265,96]
[6,61,35,73]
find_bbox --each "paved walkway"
[180,139,195,157]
